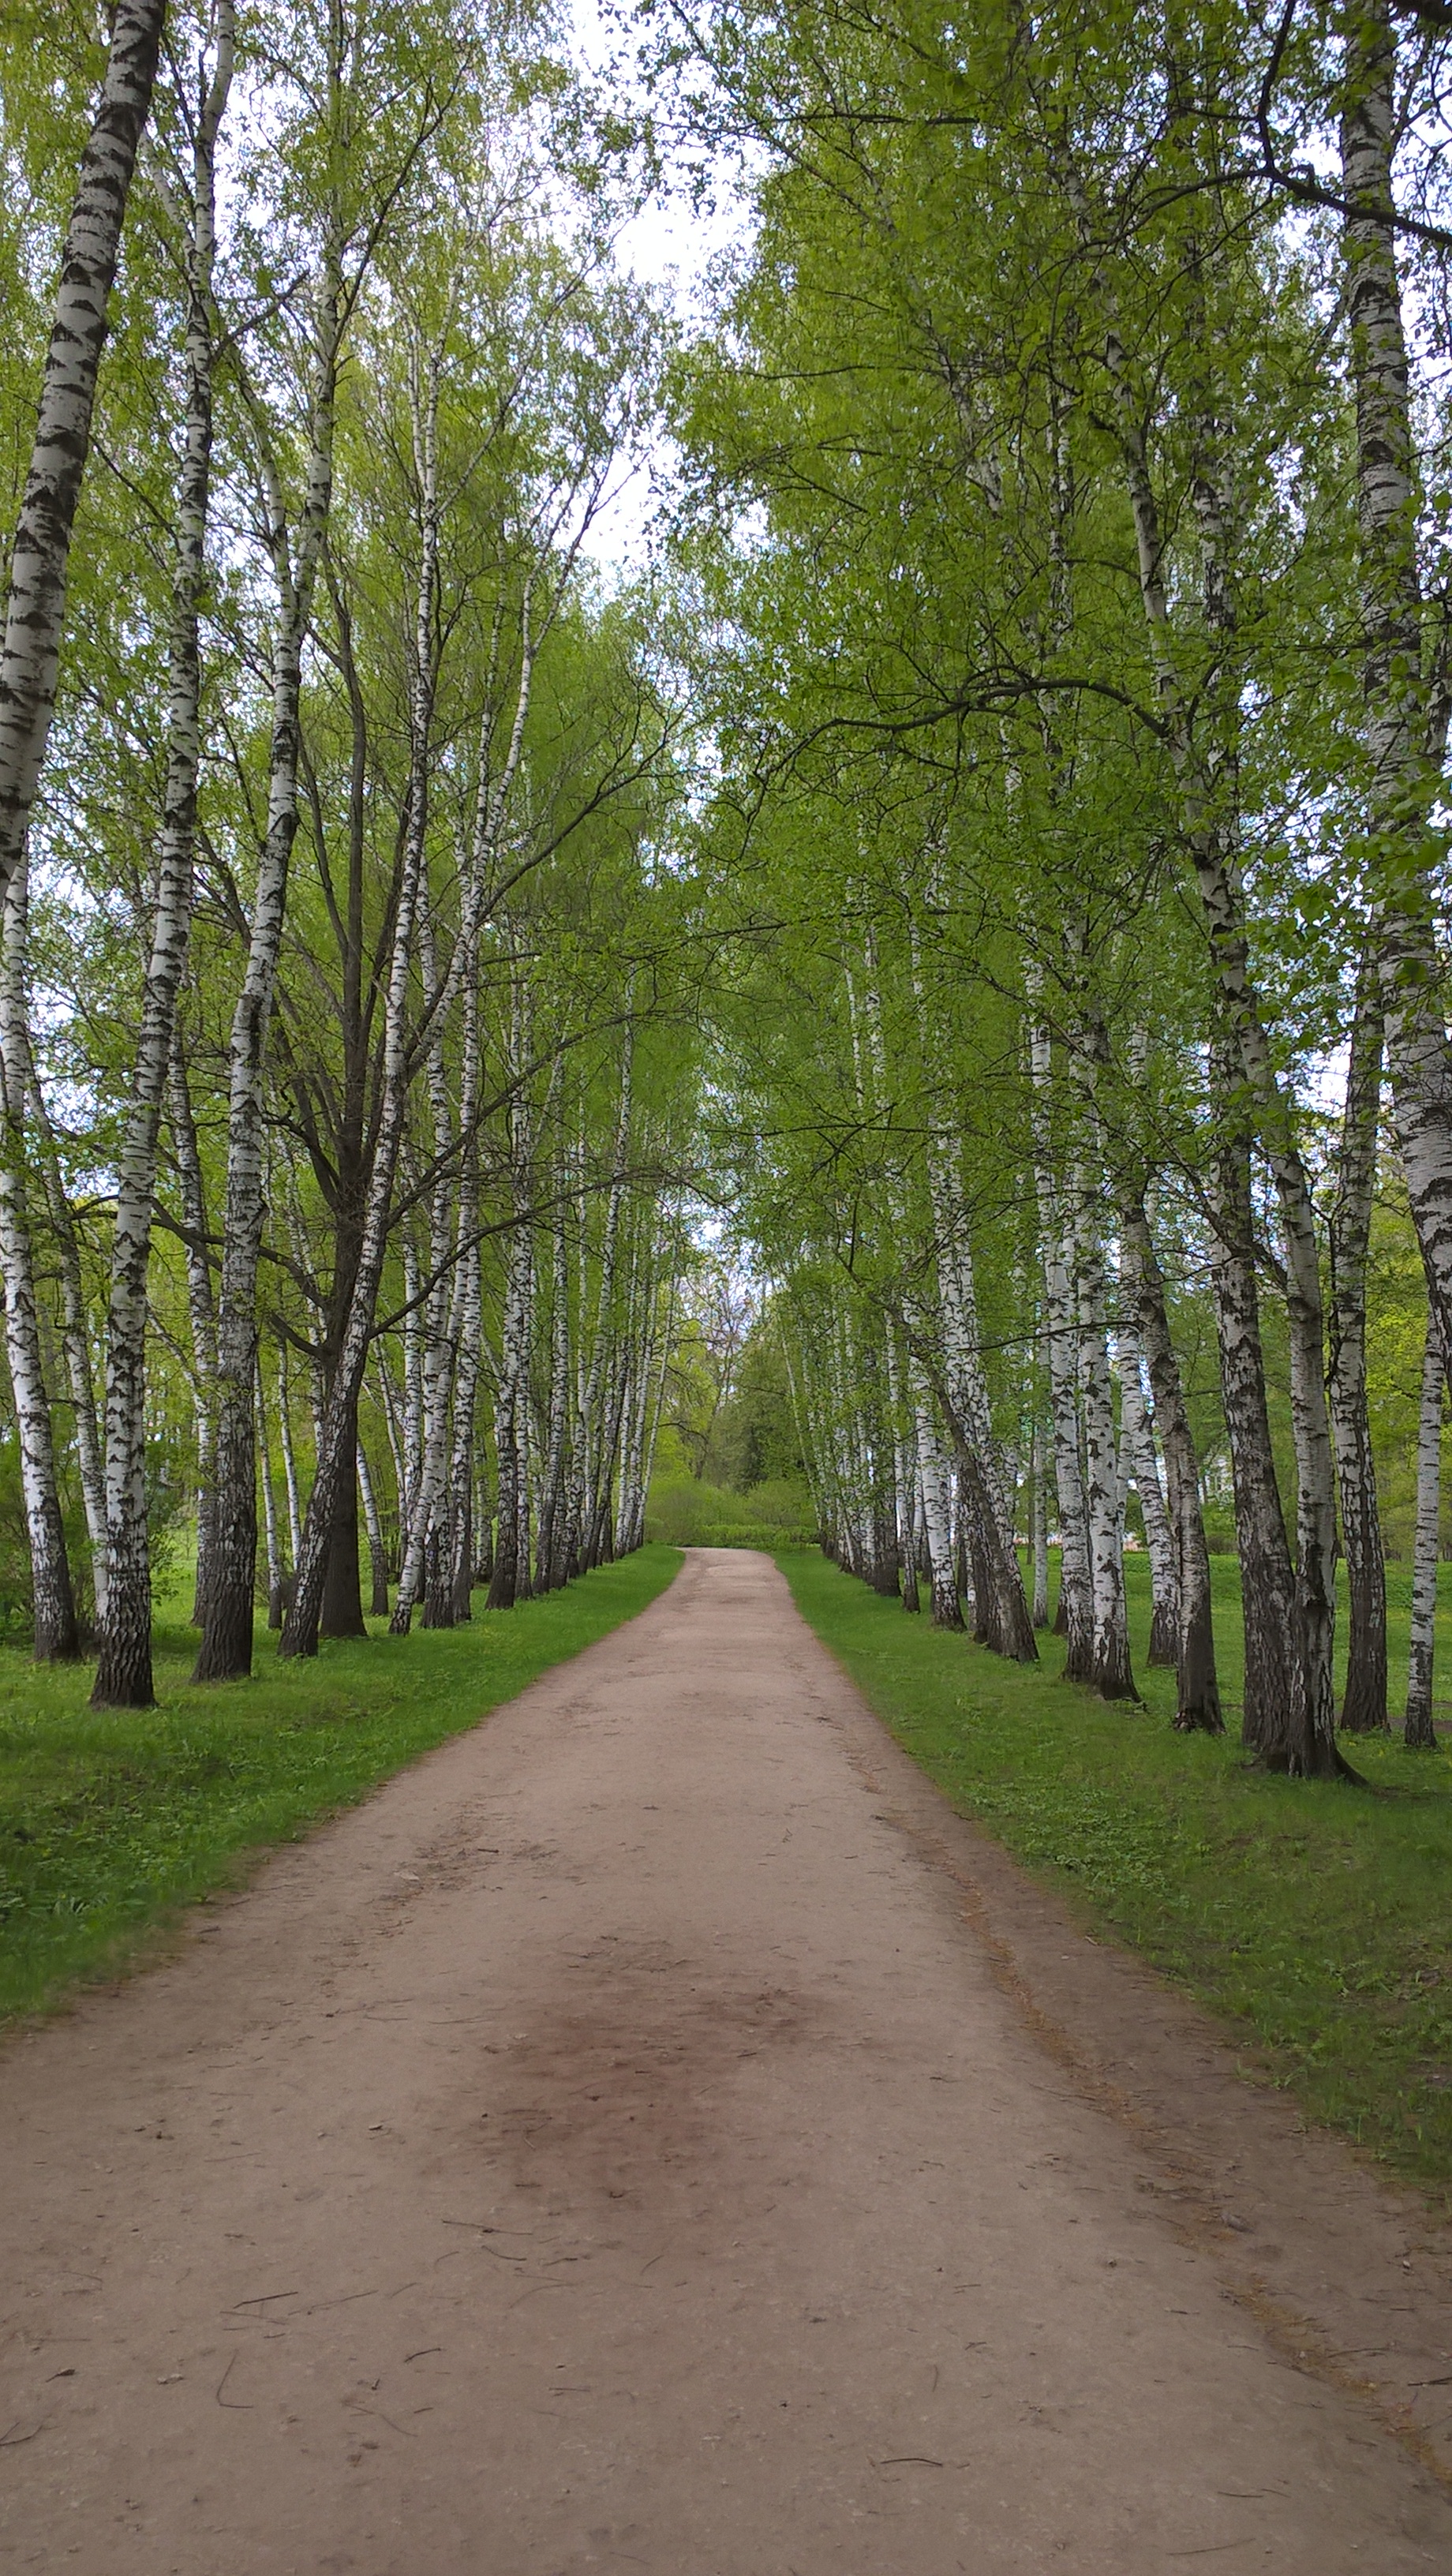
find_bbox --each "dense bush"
[645,1473,816,1548]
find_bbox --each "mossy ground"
[0,1546,682,2024]
[778,1546,1452,2210]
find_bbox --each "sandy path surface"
[2,1548,1450,2574]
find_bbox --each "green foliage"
[781,1548,1452,2207]
[0,1548,682,2021]
[645,1473,814,1548]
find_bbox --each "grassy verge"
[778,1546,1452,2210]
[0,1545,682,2025]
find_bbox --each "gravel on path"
[2,1547,1450,2573]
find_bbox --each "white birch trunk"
[278,1355,301,1568]
[1028,1011,1092,1676]
[357,1437,390,1618]
[0,850,78,1657]
[92,13,234,1709]
[256,1359,283,1626]
[29,1081,107,1621]
[1406,1312,1442,1752]
[1117,1308,1178,1668]
[1087,225,1338,1771]
[0,0,166,900]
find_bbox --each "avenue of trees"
[0,0,694,1705]
[660,0,1452,1772]
[6,0,1452,1780]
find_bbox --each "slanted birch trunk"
[0,0,166,904]
[1338,5,1452,1402]
[92,16,234,1706]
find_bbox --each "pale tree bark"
[910,921,1034,1656]
[257,1358,284,1626]
[386,379,455,1637]
[536,1156,574,1590]
[887,1324,919,1611]
[1071,1146,1137,1701]
[0,0,166,903]
[1027,1410,1050,1627]
[485,1004,538,1613]
[277,1353,301,1570]
[911,1359,963,1627]
[357,1438,390,1618]
[1121,1193,1222,1732]
[615,1243,661,1559]
[167,1035,218,1623]
[28,1084,107,1620]
[1338,3,1452,1395]
[1405,1309,1442,1750]
[0,851,78,1657]
[1329,968,1388,1730]
[195,238,342,1681]
[1091,254,1339,1770]
[567,1027,631,1578]
[446,1234,483,1620]
[1117,1296,1179,1666]
[446,975,484,1620]
[92,14,234,1707]
[1027,1009,1091,1676]
[402,1232,425,1525]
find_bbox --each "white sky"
[566,0,751,578]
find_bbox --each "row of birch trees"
[0,0,693,1704]
[671,0,1452,1773]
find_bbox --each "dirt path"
[3,1549,1450,2574]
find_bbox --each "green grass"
[778,1546,1452,2210]
[0,1545,682,2024]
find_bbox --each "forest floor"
[0,1545,682,2024]
[781,1549,1452,2206]
[2,1546,1450,2572]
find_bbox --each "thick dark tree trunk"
[1211,1123,1319,1770]
[320,1469,365,1638]
[192,1383,256,1681]
[421,1519,452,1627]
[1330,974,1388,1732]
[318,1381,365,1641]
